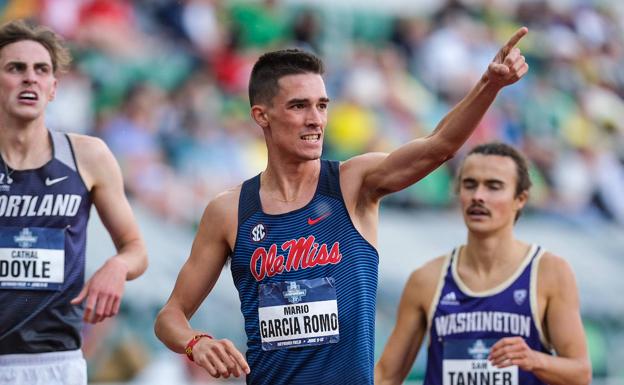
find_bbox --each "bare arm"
[357,27,529,201]
[376,257,445,385]
[69,135,147,323]
[154,191,250,379]
[489,254,591,385]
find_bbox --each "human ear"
[251,105,269,128]
[515,190,528,211]
[49,78,57,101]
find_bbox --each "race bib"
[258,277,339,351]
[443,338,518,385]
[0,227,65,291]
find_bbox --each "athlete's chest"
[240,208,347,279]
[0,165,89,291]
[0,165,88,221]
[233,191,378,279]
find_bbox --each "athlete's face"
[254,73,328,161]
[458,154,527,235]
[0,40,57,123]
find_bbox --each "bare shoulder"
[407,255,447,289]
[538,252,574,276]
[203,185,241,220]
[537,251,577,291]
[67,133,111,162]
[404,255,448,307]
[66,133,117,189]
[340,152,387,182]
[198,185,242,248]
[339,152,388,204]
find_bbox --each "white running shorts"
[0,349,86,385]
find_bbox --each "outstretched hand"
[70,256,129,323]
[485,27,529,88]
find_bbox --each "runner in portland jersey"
[0,131,91,354]
[231,160,379,384]
[425,245,552,385]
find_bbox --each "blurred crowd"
[3,0,623,226]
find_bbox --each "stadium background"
[1,0,623,383]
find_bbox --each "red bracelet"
[185,334,213,362]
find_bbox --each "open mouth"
[301,133,321,142]
[18,91,39,102]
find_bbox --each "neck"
[0,122,50,169]
[463,227,527,274]
[262,158,320,203]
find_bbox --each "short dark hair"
[0,19,71,74]
[459,142,532,221]
[249,48,324,106]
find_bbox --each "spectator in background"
[5,0,622,227]
[101,82,191,222]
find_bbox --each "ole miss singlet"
[425,245,552,385]
[231,160,379,385]
[0,131,92,354]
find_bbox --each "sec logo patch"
[251,223,266,242]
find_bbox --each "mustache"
[466,203,491,215]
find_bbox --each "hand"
[488,336,543,371]
[484,27,529,88]
[191,337,250,378]
[70,256,129,323]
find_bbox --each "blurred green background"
[2,0,622,383]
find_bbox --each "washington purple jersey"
[0,131,92,354]
[424,245,552,385]
[230,160,379,385]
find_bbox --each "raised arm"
[154,191,250,379]
[360,27,529,200]
[488,253,591,385]
[376,257,445,385]
[69,135,148,323]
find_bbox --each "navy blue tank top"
[424,245,552,385]
[0,131,92,354]
[230,160,379,385]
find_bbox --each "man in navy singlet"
[0,20,147,385]
[376,142,591,385]
[154,29,530,384]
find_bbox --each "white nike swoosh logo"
[45,176,68,186]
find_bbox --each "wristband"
[185,334,213,362]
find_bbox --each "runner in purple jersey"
[154,28,529,383]
[0,20,147,385]
[376,142,591,385]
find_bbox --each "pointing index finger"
[503,27,528,51]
